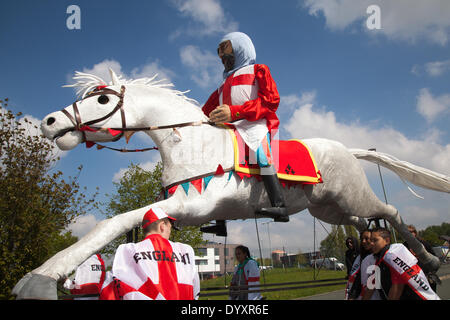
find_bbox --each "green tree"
[419,222,450,246]
[101,162,204,255]
[319,225,347,262]
[0,101,98,299]
[344,225,358,240]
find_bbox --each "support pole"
[368,148,398,242]
[313,216,316,280]
[254,215,266,285]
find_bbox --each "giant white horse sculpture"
[13,70,449,299]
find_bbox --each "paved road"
[298,263,450,300]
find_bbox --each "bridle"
[60,85,214,152]
[61,85,127,144]
[60,85,236,194]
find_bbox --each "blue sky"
[1,0,449,258]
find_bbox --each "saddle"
[228,127,323,187]
[163,126,323,199]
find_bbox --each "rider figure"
[202,31,288,222]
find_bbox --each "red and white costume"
[100,234,200,300]
[63,253,106,300]
[360,254,382,300]
[378,243,440,300]
[202,64,280,153]
[230,258,262,300]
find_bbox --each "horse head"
[41,68,203,151]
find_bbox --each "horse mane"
[64,70,199,106]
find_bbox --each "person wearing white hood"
[202,31,288,222]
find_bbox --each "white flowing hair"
[63,68,199,105]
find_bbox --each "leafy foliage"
[0,101,98,299]
[419,222,450,246]
[319,225,348,262]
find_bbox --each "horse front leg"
[12,197,181,300]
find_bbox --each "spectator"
[346,230,376,300]
[100,207,200,300]
[345,236,359,279]
[403,224,439,292]
[362,227,440,300]
[230,245,262,300]
[63,253,106,300]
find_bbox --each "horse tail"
[349,148,450,194]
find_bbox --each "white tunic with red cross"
[63,254,106,300]
[202,64,280,152]
[101,234,200,300]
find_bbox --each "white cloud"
[66,58,174,89]
[416,88,450,123]
[283,91,450,175]
[180,45,223,89]
[112,157,161,183]
[130,60,175,84]
[67,214,100,238]
[301,0,450,45]
[81,59,124,83]
[169,0,238,38]
[411,59,450,77]
[424,59,450,77]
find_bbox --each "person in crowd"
[345,236,359,279]
[403,224,440,292]
[346,229,375,300]
[100,207,200,300]
[63,253,106,300]
[362,227,440,300]
[229,245,262,300]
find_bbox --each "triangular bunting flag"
[108,128,122,136]
[96,144,106,150]
[191,178,202,194]
[215,164,225,176]
[85,141,95,148]
[124,131,135,144]
[228,171,233,181]
[181,182,190,195]
[168,185,178,195]
[203,176,213,190]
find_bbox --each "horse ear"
[109,68,120,85]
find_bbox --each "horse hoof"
[13,273,57,300]
[422,256,441,274]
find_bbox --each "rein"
[60,85,215,152]
[61,86,236,193]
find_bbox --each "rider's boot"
[256,169,289,222]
